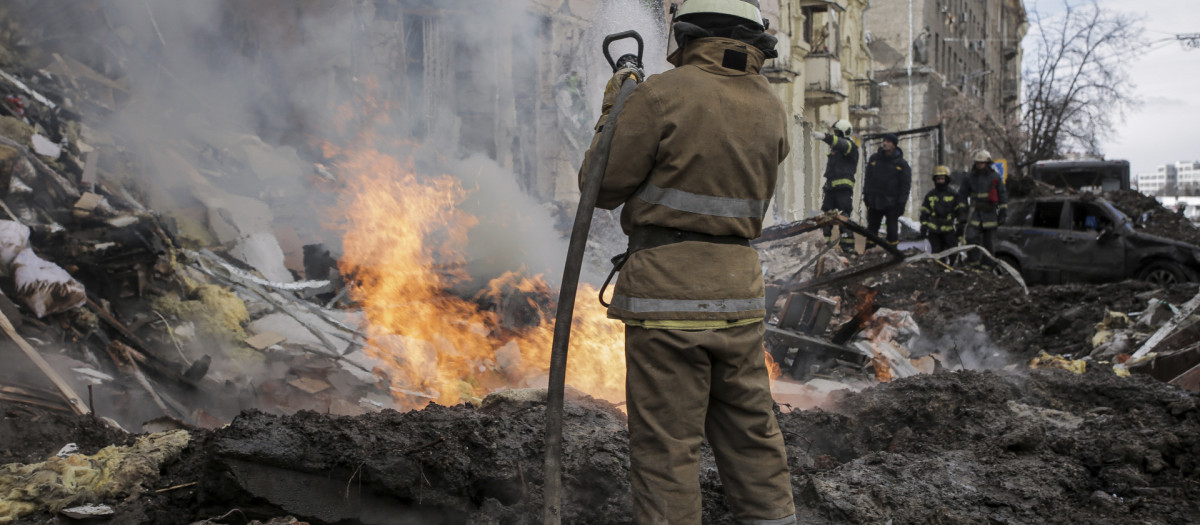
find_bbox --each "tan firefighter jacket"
[579,37,789,322]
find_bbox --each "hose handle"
[603,30,644,73]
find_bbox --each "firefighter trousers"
[927,231,958,254]
[625,323,796,525]
[820,190,855,252]
[965,226,996,266]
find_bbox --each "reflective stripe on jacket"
[579,38,788,321]
[958,166,1008,229]
[919,186,965,232]
[821,134,858,191]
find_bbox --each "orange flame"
[332,134,625,409]
[870,352,894,382]
[764,349,781,383]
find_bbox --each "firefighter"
[919,165,966,256]
[958,150,1008,267]
[863,133,912,247]
[813,119,859,253]
[579,0,796,523]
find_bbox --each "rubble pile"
[1106,190,1200,246]
[3,367,1198,524]
[0,0,419,433]
[842,254,1200,361]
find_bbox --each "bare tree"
[1022,0,1145,165]
[939,90,1025,172]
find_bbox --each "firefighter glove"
[956,225,965,238]
[812,131,827,141]
[919,225,929,238]
[998,209,1008,225]
[601,67,644,116]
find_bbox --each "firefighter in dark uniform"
[919,165,966,256]
[958,150,1008,267]
[813,119,858,253]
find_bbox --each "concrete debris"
[29,134,59,158]
[11,248,85,318]
[0,221,29,266]
[245,330,287,350]
[60,503,115,518]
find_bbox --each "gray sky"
[1029,0,1200,176]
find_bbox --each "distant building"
[1135,162,1200,197]
[864,0,1027,216]
[758,0,875,222]
[1177,161,1200,195]
[1136,165,1176,196]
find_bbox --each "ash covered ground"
[4,368,1199,524]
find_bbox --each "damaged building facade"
[760,0,876,222]
[865,0,1027,212]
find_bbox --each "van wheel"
[997,254,1020,273]
[1138,261,1191,287]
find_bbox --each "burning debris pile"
[0,0,633,432]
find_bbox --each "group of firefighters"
[816,119,1010,267]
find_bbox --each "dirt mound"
[1107,190,1200,246]
[1006,175,1066,199]
[185,390,629,525]
[6,370,1199,524]
[781,369,1200,524]
[0,405,131,464]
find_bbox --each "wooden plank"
[80,150,99,190]
[1169,362,1200,391]
[0,310,90,415]
[245,331,287,350]
[1128,290,1200,362]
[0,392,72,412]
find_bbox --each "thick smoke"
[908,313,1012,370]
[15,0,673,286]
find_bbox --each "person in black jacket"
[863,133,912,247]
[812,119,858,253]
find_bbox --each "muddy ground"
[4,368,1198,524]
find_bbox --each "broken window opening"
[801,5,839,56]
[1070,202,1113,233]
[1032,201,1065,229]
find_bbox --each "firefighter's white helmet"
[832,119,853,135]
[675,0,763,27]
[973,150,992,163]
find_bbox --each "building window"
[802,5,839,56]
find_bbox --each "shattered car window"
[1070,202,1112,232]
[1032,201,1065,229]
[1008,201,1034,226]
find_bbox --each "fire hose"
[542,30,643,525]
